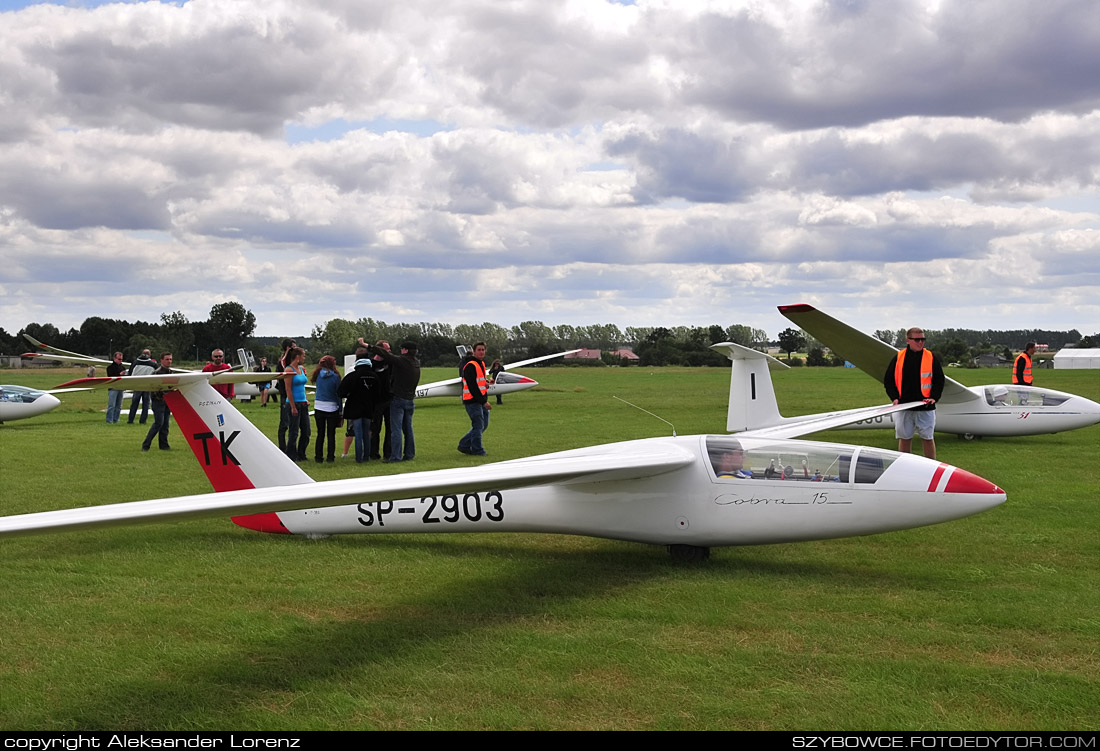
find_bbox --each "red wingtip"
[777,303,815,313]
[231,513,292,534]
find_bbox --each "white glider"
[0,384,92,423]
[417,350,581,399]
[0,368,1004,561]
[777,304,1100,439]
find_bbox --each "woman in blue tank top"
[282,347,311,461]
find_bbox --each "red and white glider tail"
[56,373,312,533]
[164,379,313,534]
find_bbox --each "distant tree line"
[3,302,256,364]
[869,327,1088,366]
[3,305,1095,369]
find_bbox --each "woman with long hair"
[310,355,342,463]
[281,347,311,461]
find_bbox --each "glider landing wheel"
[958,433,980,441]
[667,544,710,563]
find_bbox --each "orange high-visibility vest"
[461,359,488,401]
[1013,352,1033,385]
[895,348,933,398]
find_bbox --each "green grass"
[1,365,1097,730]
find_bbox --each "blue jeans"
[458,402,490,455]
[128,391,151,423]
[106,389,125,423]
[389,397,415,461]
[286,403,311,460]
[142,400,171,449]
[278,397,289,451]
[351,417,371,462]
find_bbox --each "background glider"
[778,304,1100,439]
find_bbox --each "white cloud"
[0,0,1096,340]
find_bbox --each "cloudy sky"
[1,0,1097,340]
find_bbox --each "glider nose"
[943,466,1006,513]
[1070,396,1100,427]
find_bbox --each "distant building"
[610,348,640,364]
[975,353,1010,368]
[1052,349,1100,369]
[565,348,602,360]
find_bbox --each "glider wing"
[778,304,979,405]
[0,446,694,538]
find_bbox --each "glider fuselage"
[234,434,1004,547]
[0,386,61,423]
[838,384,1100,437]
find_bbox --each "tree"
[18,323,62,351]
[78,316,132,357]
[778,328,806,362]
[206,302,256,357]
[806,347,829,366]
[726,324,768,347]
[938,338,971,364]
[0,327,19,355]
[312,318,362,359]
[159,311,194,361]
[873,329,899,346]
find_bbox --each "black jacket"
[339,365,379,420]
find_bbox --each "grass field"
[1,364,1097,730]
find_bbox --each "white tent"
[1052,349,1100,369]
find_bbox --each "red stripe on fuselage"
[927,463,947,492]
[163,390,256,493]
[230,512,291,534]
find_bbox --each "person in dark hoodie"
[457,341,491,456]
[338,358,379,463]
[361,337,420,463]
[368,340,394,460]
[127,348,157,424]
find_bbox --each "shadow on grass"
[35,530,942,729]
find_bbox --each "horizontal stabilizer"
[737,401,924,439]
[710,342,790,371]
[56,372,279,392]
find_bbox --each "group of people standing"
[268,337,423,465]
[264,336,501,466]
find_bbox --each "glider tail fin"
[165,378,313,534]
[164,379,314,493]
[710,342,791,432]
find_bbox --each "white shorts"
[895,409,936,440]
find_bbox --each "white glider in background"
[777,304,1100,440]
[416,350,580,399]
[21,334,197,375]
[0,368,1004,561]
[343,349,581,400]
[0,384,93,423]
